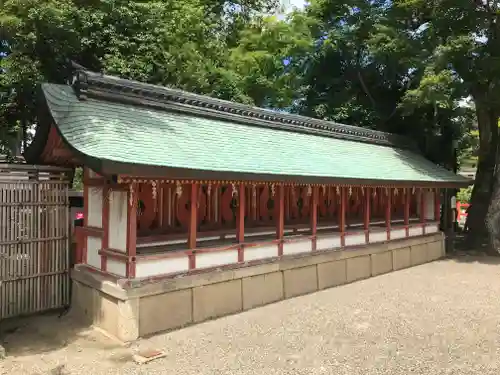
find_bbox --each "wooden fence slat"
[0,165,70,319]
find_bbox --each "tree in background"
[0,0,281,155]
[1,0,486,250]
[366,0,500,250]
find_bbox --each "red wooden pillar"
[404,188,410,237]
[188,183,198,269]
[236,184,245,262]
[364,187,370,243]
[434,188,440,223]
[311,186,318,251]
[385,188,392,240]
[126,183,138,278]
[276,184,285,256]
[420,188,426,234]
[340,187,346,246]
[101,183,110,271]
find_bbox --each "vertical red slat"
[311,186,318,251]
[126,183,137,278]
[364,187,370,243]
[386,188,392,240]
[101,183,109,271]
[237,184,245,262]
[340,187,346,246]
[188,183,198,269]
[434,188,440,223]
[420,188,426,234]
[276,184,285,256]
[404,188,410,237]
[82,168,89,264]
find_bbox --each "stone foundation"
[70,233,445,341]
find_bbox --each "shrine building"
[25,65,470,341]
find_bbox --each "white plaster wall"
[425,190,435,220]
[106,259,127,277]
[87,187,103,228]
[244,244,278,261]
[87,236,102,269]
[316,234,341,250]
[369,231,387,243]
[409,226,423,237]
[426,224,440,234]
[135,256,190,278]
[345,233,366,247]
[196,249,239,269]
[391,228,406,240]
[109,190,128,252]
[283,239,312,255]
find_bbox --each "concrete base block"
[410,243,428,266]
[242,272,283,310]
[346,255,371,282]
[70,280,96,325]
[283,265,318,298]
[317,260,347,290]
[95,293,120,338]
[371,251,393,276]
[426,241,443,261]
[393,247,411,270]
[193,280,242,323]
[140,289,192,336]
[71,280,139,342]
[70,233,445,341]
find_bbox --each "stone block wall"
[71,233,445,342]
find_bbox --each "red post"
[340,187,346,246]
[237,184,245,262]
[420,188,426,234]
[364,187,370,243]
[276,184,285,256]
[404,188,410,237]
[188,183,198,269]
[311,186,318,251]
[434,188,440,223]
[386,188,392,240]
[126,183,137,278]
[101,184,110,271]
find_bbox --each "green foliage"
[0,0,281,150]
[0,0,478,182]
[457,186,473,204]
[72,167,83,191]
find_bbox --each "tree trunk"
[464,99,498,249]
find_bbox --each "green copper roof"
[40,82,470,186]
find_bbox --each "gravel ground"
[2,256,500,375]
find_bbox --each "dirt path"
[2,256,500,374]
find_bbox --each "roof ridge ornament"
[68,63,417,150]
[71,61,89,101]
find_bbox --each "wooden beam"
[237,184,245,262]
[276,184,285,256]
[311,186,318,251]
[364,187,370,243]
[340,187,346,246]
[404,188,410,237]
[126,182,138,278]
[386,188,392,240]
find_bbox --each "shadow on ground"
[0,310,118,358]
